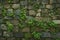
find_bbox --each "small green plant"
[27,19,36,27]
[32,31,41,39]
[7,13,14,17]
[18,8,26,21]
[2,8,7,17]
[18,23,25,29]
[48,21,57,28]
[6,21,14,32]
[37,21,49,31]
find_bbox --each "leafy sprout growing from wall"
[6,21,14,32]
[32,31,42,39]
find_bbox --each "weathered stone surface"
[56,32,60,38]
[20,1,27,5]
[4,4,10,9]
[53,20,60,24]
[57,0,60,3]
[0,38,6,40]
[1,24,7,30]
[41,9,48,13]
[56,4,60,8]
[56,16,60,20]
[14,9,20,15]
[35,17,42,21]
[37,9,41,12]
[29,10,36,16]
[36,13,41,17]
[12,4,20,9]
[28,6,32,9]
[7,38,15,40]
[0,19,3,23]
[41,32,51,37]
[42,0,49,4]
[13,26,19,32]
[14,32,24,37]
[46,5,52,9]
[7,9,13,13]
[3,31,10,37]
[12,0,20,3]
[50,0,57,4]
[0,31,2,36]
[10,19,19,25]
[22,27,30,32]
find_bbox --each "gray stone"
[28,6,33,9]
[7,9,13,14]
[56,16,60,20]
[50,0,58,4]
[57,0,60,3]
[4,4,10,9]
[10,19,19,25]
[46,5,52,9]
[4,16,13,19]
[29,10,36,16]
[40,4,46,8]
[12,4,20,9]
[56,4,60,8]
[3,31,10,37]
[53,20,60,24]
[7,9,14,16]
[1,24,7,30]
[14,32,24,37]
[7,38,15,40]
[41,32,51,37]
[14,9,20,15]
[13,26,19,32]
[56,32,60,38]
[22,27,30,32]
[0,38,6,40]
[20,1,27,5]
[37,9,41,12]
[12,0,19,3]
[0,19,3,23]
[36,13,41,17]
[0,31,2,36]
[42,0,49,4]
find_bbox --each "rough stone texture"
[12,4,20,9]
[53,20,60,24]
[14,9,20,15]
[36,13,41,17]
[22,27,30,32]
[41,32,51,37]
[3,31,10,37]
[37,9,41,12]
[46,5,52,9]
[0,0,60,40]
[1,24,7,30]
[14,32,24,38]
[7,9,13,13]
[4,4,10,9]
[57,0,60,3]
[20,1,27,5]
[29,10,36,16]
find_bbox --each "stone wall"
[0,0,60,40]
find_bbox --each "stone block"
[22,27,30,32]
[53,20,60,24]
[29,10,36,16]
[14,32,24,37]
[12,4,20,9]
